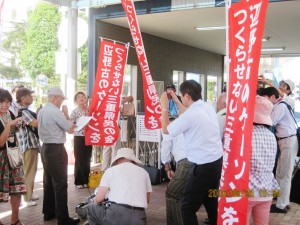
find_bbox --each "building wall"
[96,21,224,105]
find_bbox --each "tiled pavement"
[1,164,300,225]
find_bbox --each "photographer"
[166,84,182,117]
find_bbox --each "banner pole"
[99,36,135,49]
[225,0,231,99]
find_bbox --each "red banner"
[218,0,268,224]
[85,40,128,146]
[121,0,162,129]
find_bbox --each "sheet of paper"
[74,116,92,132]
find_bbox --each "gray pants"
[87,203,147,225]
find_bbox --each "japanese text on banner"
[218,0,269,224]
[121,0,162,130]
[85,40,128,146]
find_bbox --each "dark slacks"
[41,143,69,221]
[74,136,92,185]
[181,157,222,225]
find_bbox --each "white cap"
[283,79,295,91]
[47,87,67,99]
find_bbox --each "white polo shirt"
[167,99,223,164]
[100,162,152,208]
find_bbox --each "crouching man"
[87,148,152,225]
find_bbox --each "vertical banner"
[121,0,162,130]
[85,39,128,146]
[218,0,268,224]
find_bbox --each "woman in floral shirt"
[70,92,92,189]
[0,89,26,225]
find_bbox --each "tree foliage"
[0,64,21,79]
[0,21,27,78]
[20,2,61,79]
[77,43,88,92]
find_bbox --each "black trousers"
[74,136,92,185]
[181,157,222,225]
[41,143,69,221]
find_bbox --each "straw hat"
[110,148,142,167]
[253,95,273,126]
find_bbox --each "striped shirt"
[16,106,41,153]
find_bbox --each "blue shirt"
[168,99,179,117]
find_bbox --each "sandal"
[76,185,84,189]
[11,220,24,225]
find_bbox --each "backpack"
[18,108,39,138]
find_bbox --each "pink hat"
[253,95,273,126]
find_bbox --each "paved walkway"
[1,164,300,225]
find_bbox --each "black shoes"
[57,217,80,225]
[44,214,55,221]
[204,218,210,224]
[270,204,287,213]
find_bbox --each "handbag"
[0,117,23,169]
[121,103,135,117]
[6,142,23,169]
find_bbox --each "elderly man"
[88,148,152,225]
[260,87,298,213]
[161,117,190,225]
[38,87,79,225]
[16,87,40,207]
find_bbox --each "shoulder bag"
[279,101,300,157]
[0,118,23,169]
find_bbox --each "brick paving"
[1,163,300,225]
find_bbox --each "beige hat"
[283,79,295,91]
[110,148,142,167]
[253,95,273,126]
[47,87,67,99]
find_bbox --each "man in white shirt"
[161,119,191,225]
[87,148,152,225]
[260,87,298,213]
[160,80,223,225]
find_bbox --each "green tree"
[76,43,88,92]
[0,21,27,79]
[20,2,61,79]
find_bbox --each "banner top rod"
[99,37,134,48]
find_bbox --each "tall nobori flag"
[218,0,268,224]
[85,39,128,146]
[121,0,162,130]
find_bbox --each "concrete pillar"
[66,7,78,106]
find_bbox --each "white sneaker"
[31,195,39,201]
[23,201,37,206]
